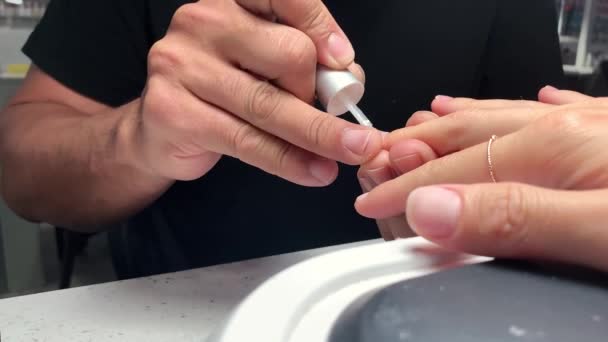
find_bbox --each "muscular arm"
[1,0,376,231]
[0,66,170,230]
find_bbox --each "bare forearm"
[0,100,172,230]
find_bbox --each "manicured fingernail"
[328,33,355,66]
[392,154,423,174]
[367,166,395,185]
[309,159,337,186]
[358,177,374,192]
[342,129,372,156]
[434,95,453,102]
[543,85,558,92]
[407,186,461,238]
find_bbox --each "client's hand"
[357,87,608,271]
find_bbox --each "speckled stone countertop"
[0,240,378,342]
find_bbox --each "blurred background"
[0,0,607,298]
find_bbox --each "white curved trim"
[208,237,490,342]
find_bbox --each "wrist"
[112,100,174,188]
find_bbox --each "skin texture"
[0,0,380,230]
[356,87,608,272]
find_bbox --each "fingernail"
[392,154,423,174]
[328,33,355,66]
[356,192,368,203]
[367,166,395,185]
[407,186,461,238]
[309,159,337,186]
[434,95,453,102]
[342,129,372,156]
[358,177,374,192]
[543,85,558,92]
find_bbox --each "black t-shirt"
[23,0,565,278]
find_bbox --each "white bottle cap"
[315,65,364,116]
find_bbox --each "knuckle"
[142,77,196,135]
[299,4,330,37]
[245,81,282,124]
[541,111,586,135]
[439,114,468,151]
[171,3,218,31]
[148,40,182,75]
[217,72,244,102]
[532,111,594,171]
[452,98,476,109]
[279,31,316,70]
[477,184,530,247]
[142,76,175,122]
[231,123,264,158]
[273,143,293,175]
[306,114,333,150]
[459,107,485,120]
[534,111,591,149]
[171,4,199,30]
[231,123,292,175]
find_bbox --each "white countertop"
[0,239,379,342]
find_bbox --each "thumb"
[348,63,366,84]
[406,183,608,271]
[237,0,355,68]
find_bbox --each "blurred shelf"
[560,35,580,44]
[0,73,25,79]
[563,64,595,75]
[0,14,43,19]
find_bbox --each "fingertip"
[307,158,339,187]
[324,32,355,68]
[538,85,558,101]
[430,95,454,114]
[406,111,439,127]
[354,181,404,219]
[348,62,366,84]
[543,85,558,92]
[538,87,592,105]
[434,95,454,102]
[359,129,384,164]
[406,186,462,240]
[354,192,372,216]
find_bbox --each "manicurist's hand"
[128,0,381,187]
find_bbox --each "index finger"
[384,106,542,155]
[195,65,383,165]
[235,0,355,68]
[431,96,550,116]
